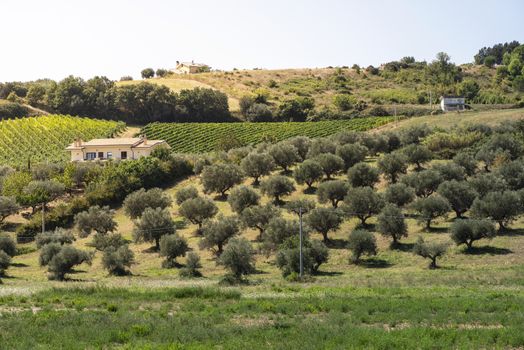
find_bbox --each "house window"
[86,152,96,160]
[98,152,104,159]
[107,152,112,159]
[121,151,127,160]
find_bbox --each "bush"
[260,175,295,204]
[450,219,496,249]
[133,208,176,249]
[35,228,75,248]
[0,250,11,276]
[293,160,324,190]
[200,215,240,255]
[123,188,172,219]
[227,186,260,214]
[175,186,199,205]
[411,195,451,229]
[180,252,202,278]
[377,204,407,245]
[413,237,448,269]
[179,196,218,230]
[347,162,380,188]
[0,235,16,257]
[102,245,134,276]
[39,244,92,280]
[316,180,349,208]
[159,234,189,268]
[276,237,329,276]
[219,237,255,281]
[347,229,377,264]
[384,183,415,207]
[201,163,244,197]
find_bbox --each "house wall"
[70,145,160,161]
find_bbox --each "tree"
[0,250,10,276]
[35,228,75,248]
[23,180,65,212]
[133,207,176,249]
[227,185,260,214]
[159,233,189,268]
[412,237,448,269]
[316,180,349,208]
[411,195,451,229]
[102,245,135,275]
[141,68,155,79]
[450,219,496,249]
[347,162,380,188]
[201,163,244,198]
[293,160,324,190]
[432,162,466,182]
[219,237,255,281]
[268,143,299,172]
[91,233,127,251]
[470,191,521,231]
[155,68,169,77]
[457,80,480,101]
[336,143,368,171]
[305,207,343,242]
[244,103,273,122]
[401,169,444,198]
[263,217,306,252]
[287,136,311,161]
[0,196,19,225]
[75,205,117,237]
[314,153,345,180]
[402,144,433,171]
[384,183,415,207]
[347,229,377,264]
[377,152,408,183]
[307,138,337,158]
[277,97,315,122]
[175,186,199,205]
[497,160,524,191]
[437,180,477,218]
[39,244,92,280]
[240,153,275,185]
[453,152,478,177]
[123,188,172,219]
[468,173,507,198]
[333,94,355,111]
[260,175,295,204]
[343,187,384,225]
[285,198,316,220]
[200,215,240,255]
[377,204,407,245]
[276,237,329,276]
[0,235,16,257]
[241,203,281,240]
[180,252,202,278]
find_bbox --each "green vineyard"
[0,115,125,167]
[141,117,394,153]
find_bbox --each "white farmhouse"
[66,136,169,162]
[440,96,466,112]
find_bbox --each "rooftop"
[66,138,167,150]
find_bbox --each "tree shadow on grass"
[391,242,415,252]
[463,246,513,255]
[141,246,159,254]
[498,228,524,237]
[360,258,392,269]
[314,270,343,277]
[303,187,317,195]
[10,262,29,268]
[425,227,448,234]
[326,239,347,250]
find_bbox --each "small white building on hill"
[66,137,169,162]
[440,96,466,112]
[171,60,210,74]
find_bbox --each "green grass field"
[141,117,394,153]
[0,115,125,167]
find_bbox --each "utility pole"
[429,91,433,111]
[41,203,45,234]
[299,207,303,278]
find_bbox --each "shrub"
[384,183,415,207]
[200,215,240,255]
[450,219,496,249]
[347,229,377,264]
[240,153,275,185]
[175,186,199,205]
[305,207,343,242]
[336,143,368,171]
[75,205,117,237]
[276,237,329,276]
[293,160,324,190]
[219,237,255,281]
[260,175,295,204]
[316,180,349,208]
[377,204,407,245]
[413,237,448,269]
[39,244,92,280]
[133,208,176,249]
[35,228,75,248]
[201,163,244,198]
[342,187,384,226]
[227,186,260,214]
[377,152,408,183]
[347,162,380,188]
[159,234,189,268]
[241,204,281,240]
[437,180,477,218]
[102,245,134,275]
[141,68,155,79]
[180,252,202,278]
[179,196,218,230]
[0,235,16,257]
[411,195,451,229]
[123,188,172,219]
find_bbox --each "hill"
[0,115,125,167]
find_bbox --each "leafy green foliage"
[276,237,329,276]
[377,204,407,245]
[413,237,448,269]
[347,229,377,263]
[260,175,295,204]
[133,208,176,249]
[201,163,244,197]
[102,245,134,276]
[219,237,255,280]
[227,185,260,214]
[123,188,172,219]
[450,219,496,249]
[200,215,240,255]
[159,234,189,268]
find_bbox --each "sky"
[1,0,523,82]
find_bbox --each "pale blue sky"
[1,0,523,82]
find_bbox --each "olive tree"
[240,153,275,185]
[412,237,448,269]
[293,160,324,190]
[437,180,477,218]
[179,196,218,230]
[411,195,451,229]
[347,162,380,188]
[450,219,496,249]
[200,215,240,255]
[0,235,16,257]
[133,207,176,249]
[159,233,189,268]
[347,229,377,264]
[227,185,260,214]
[285,198,316,217]
[123,187,172,219]
[102,245,135,276]
[403,144,433,171]
[342,187,384,226]
[316,180,349,208]
[401,169,444,198]
[180,252,202,278]
[75,206,117,237]
[384,183,415,207]
[268,143,299,172]
[23,180,65,212]
[201,163,244,198]
[432,162,466,182]
[376,204,407,245]
[470,191,521,231]
[287,136,311,161]
[0,196,19,225]
[39,244,92,280]
[219,237,255,281]
[305,207,343,242]
[307,138,337,158]
[453,152,478,176]
[260,175,295,204]
[468,173,507,198]
[314,153,345,180]
[263,217,307,252]
[175,186,199,205]
[241,204,281,240]
[36,228,75,248]
[0,250,10,276]
[276,237,329,276]
[377,152,408,183]
[336,143,368,171]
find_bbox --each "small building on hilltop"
[172,60,210,74]
[440,96,466,112]
[66,136,169,162]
